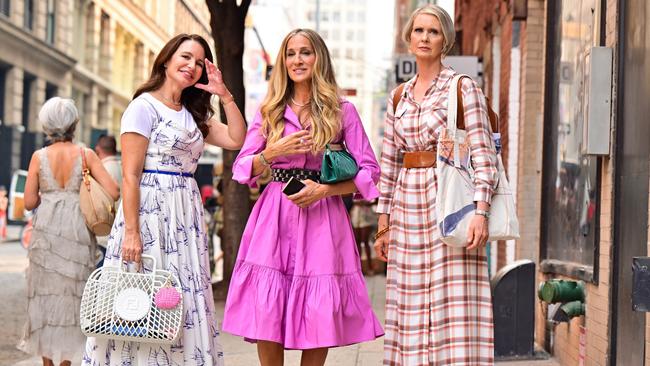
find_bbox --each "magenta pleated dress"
[222,101,384,349]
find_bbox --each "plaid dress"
[377,67,498,366]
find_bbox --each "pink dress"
[222,101,384,349]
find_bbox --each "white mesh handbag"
[80,255,183,344]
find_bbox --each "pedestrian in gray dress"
[18,97,119,366]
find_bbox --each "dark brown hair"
[133,34,214,137]
[96,134,117,155]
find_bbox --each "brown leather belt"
[403,151,437,168]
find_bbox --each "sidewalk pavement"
[13,272,558,365]
[1,223,22,244]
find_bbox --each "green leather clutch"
[320,144,359,184]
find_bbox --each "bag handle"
[118,254,157,273]
[453,75,500,133]
[392,83,405,113]
[80,147,91,188]
[327,143,345,152]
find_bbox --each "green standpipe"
[538,279,585,303]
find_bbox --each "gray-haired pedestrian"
[18,97,119,366]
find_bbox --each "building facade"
[0,0,212,191]
[457,0,650,365]
[246,0,394,154]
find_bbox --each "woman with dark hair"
[83,33,246,366]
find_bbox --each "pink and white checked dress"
[377,67,498,366]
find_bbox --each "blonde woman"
[374,5,498,366]
[223,29,383,366]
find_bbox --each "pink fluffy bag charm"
[154,277,181,310]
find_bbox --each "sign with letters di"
[394,55,480,83]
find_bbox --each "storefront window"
[541,0,600,281]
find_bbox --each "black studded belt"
[271,168,321,183]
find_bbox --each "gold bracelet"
[374,226,390,241]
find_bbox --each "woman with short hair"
[374,5,498,365]
[19,97,120,366]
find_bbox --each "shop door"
[612,0,650,363]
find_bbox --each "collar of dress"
[283,105,306,130]
[403,65,455,100]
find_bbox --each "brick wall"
[458,0,620,364]
[517,0,545,264]
[534,1,618,365]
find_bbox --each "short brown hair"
[96,134,117,155]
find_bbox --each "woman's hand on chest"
[263,130,313,161]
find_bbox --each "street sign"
[395,55,417,83]
[394,54,481,83]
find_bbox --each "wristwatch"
[475,209,490,219]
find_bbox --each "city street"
[1,226,559,366]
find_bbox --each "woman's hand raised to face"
[194,59,229,98]
[264,130,313,160]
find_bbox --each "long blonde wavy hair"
[261,29,341,152]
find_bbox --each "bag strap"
[455,75,469,131]
[392,83,405,113]
[80,147,88,172]
[455,75,500,133]
[80,147,91,188]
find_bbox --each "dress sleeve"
[232,111,267,188]
[460,77,499,204]
[120,97,157,138]
[341,102,380,201]
[376,88,402,214]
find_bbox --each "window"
[21,73,36,129]
[347,12,354,22]
[358,11,365,22]
[345,48,353,59]
[333,11,340,22]
[24,0,33,30]
[0,0,9,17]
[541,0,600,281]
[0,66,7,124]
[321,11,329,21]
[357,30,365,42]
[346,30,354,41]
[45,83,57,100]
[321,29,329,39]
[99,12,111,77]
[333,29,340,41]
[331,48,340,58]
[45,0,56,44]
